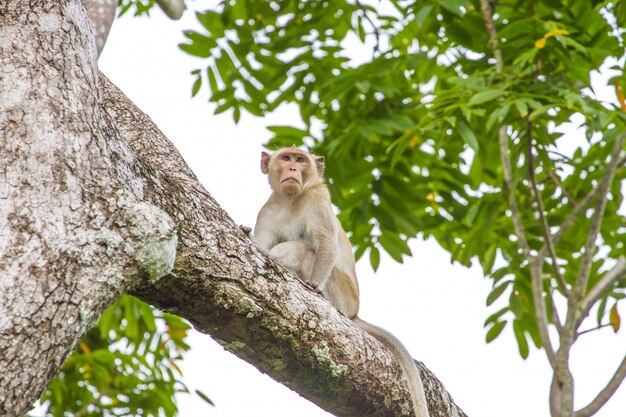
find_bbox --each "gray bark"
[0,1,467,416]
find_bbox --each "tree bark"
[0,1,467,417]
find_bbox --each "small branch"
[480,0,558,370]
[530,257,557,366]
[577,323,613,337]
[355,0,381,54]
[499,128,531,257]
[540,187,601,259]
[478,0,503,72]
[546,169,576,206]
[574,354,626,417]
[478,0,530,257]
[574,133,626,300]
[613,78,626,111]
[576,256,626,326]
[546,149,574,162]
[526,119,568,300]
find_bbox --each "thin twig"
[577,323,613,337]
[540,186,602,258]
[546,169,576,206]
[355,0,381,54]
[574,354,626,417]
[526,119,568,298]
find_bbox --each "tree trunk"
[0,1,467,416]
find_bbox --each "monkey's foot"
[303,280,325,297]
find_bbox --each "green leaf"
[356,81,371,94]
[437,0,463,15]
[468,89,506,106]
[196,389,215,406]
[513,321,530,359]
[415,5,433,26]
[484,306,509,326]
[487,281,512,306]
[377,231,410,263]
[179,31,216,58]
[457,120,479,151]
[486,321,507,343]
[370,246,381,272]
[480,244,497,275]
[191,75,202,97]
[196,10,224,34]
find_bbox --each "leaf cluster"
[181,0,626,357]
[39,296,212,416]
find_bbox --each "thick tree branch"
[99,75,467,417]
[574,354,626,417]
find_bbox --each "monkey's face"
[275,151,311,195]
[261,148,325,196]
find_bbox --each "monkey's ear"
[261,151,271,174]
[315,156,325,176]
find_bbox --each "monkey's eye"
[282,155,290,161]
[296,157,305,163]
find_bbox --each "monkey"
[253,147,430,417]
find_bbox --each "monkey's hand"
[239,225,252,236]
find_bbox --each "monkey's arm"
[307,195,339,289]
[252,203,276,251]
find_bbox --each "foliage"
[38,295,212,416]
[180,0,626,361]
[118,0,157,17]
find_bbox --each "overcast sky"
[98,7,626,417]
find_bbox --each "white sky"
[98,7,626,417]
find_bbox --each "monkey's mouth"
[281,178,301,185]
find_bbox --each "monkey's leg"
[269,241,315,283]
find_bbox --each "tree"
[0,1,463,417]
[178,1,626,417]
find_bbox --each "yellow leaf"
[610,304,621,332]
[545,29,570,38]
[170,361,183,376]
[535,29,570,49]
[535,38,547,49]
[410,136,419,147]
[79,341,91,354]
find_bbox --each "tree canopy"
[181,0,626,358]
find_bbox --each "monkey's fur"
[254,147,430,417]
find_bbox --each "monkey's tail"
[353,317,430,417]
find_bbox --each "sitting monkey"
[253,147,430,417]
